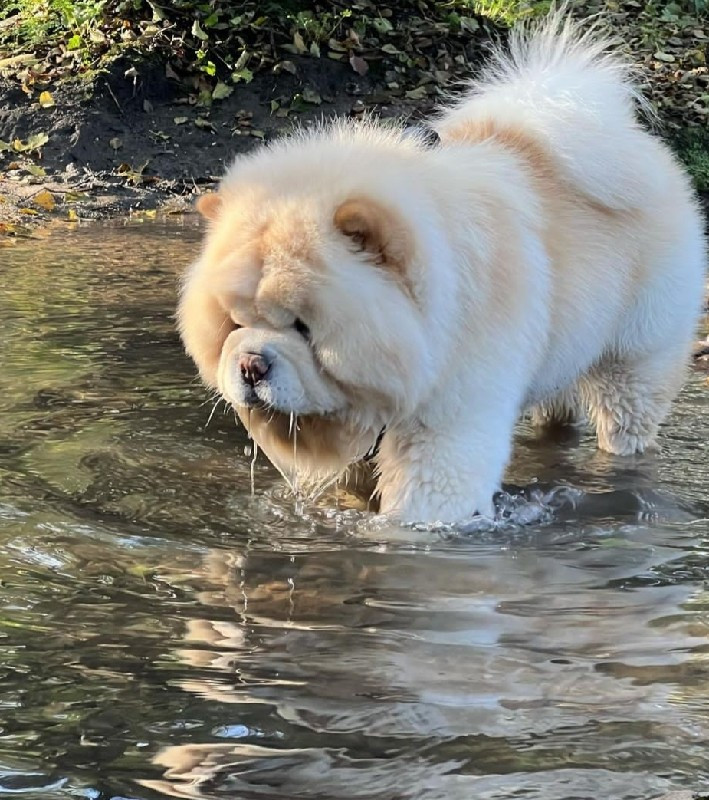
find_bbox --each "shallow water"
[0,219,708,800]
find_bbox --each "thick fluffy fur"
[178,14,706,523]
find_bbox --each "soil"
[1,45,708,229]
[0,53,418,227]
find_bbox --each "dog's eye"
[293,318,310,340]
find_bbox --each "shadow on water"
[0,219,708,800]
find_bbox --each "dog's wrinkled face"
[177,168,433,487]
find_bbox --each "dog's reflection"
[139,537,708,799]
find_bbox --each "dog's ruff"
[177,12,706,524]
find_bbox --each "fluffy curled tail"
[439,9,660,210]
[476,9,649,119]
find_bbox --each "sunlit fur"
[177,12,706,524]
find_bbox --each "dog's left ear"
[333,197,411,276]
[195,192,222,221]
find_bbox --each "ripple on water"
[0,221,707,800]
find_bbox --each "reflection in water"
[137,538,709,799]
[0,220,708,800]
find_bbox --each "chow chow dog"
[177,14,706,524]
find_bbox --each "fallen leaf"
[109,137,123,151]
[38,90,55,108]
[143,99,154,113]
[349,54,369,76]
[26,164,46,177]
[302,87,322,105]
[405,85,428,100]
[194,117,215,131]
[192,20,208,41]
[0,54,38,69]
[292,31,307,54]
[19,208,39,215]
[231,67,253,83]
[275,60,297,75]
[654,52,676,62]
[147,0,166,21]
[212,82,233,100]
[174,116,188,124]
[33,189,56,212]
[67,209,79,221]
[372,18,393,34]
[12,132,49,152]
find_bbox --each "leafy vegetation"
[0,0,707,190]
[674,128,709,190]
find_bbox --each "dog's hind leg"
[578,350,688,455]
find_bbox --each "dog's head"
[177,126,453,486]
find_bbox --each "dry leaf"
[194,117,215,131]
[212,82,233,100]
[26,164,46,177]
[38,90,55,108]
[191,20,208,41]
[292,31,306,54]
[302,87,322,105]
[12,132,49,152]
[349,54,369,76]
[33,189,56,212]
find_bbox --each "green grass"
[467,1,550,25]
[0,0,107,52]
[673,130,709,192]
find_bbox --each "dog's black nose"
[239,353,270,387]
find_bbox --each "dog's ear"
[195,192,222,221]
[333,197,411,276]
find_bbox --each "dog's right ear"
[333,197,411,278]
[195,192,222,221]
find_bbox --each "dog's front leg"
[375,406,517,524]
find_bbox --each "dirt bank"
[0,50,419,229]
[2,1,709,233]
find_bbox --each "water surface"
[0,219,708,800]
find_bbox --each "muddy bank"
[0,51,423,229]
[2,45,709,231]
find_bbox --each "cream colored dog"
[177,14,706,524]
